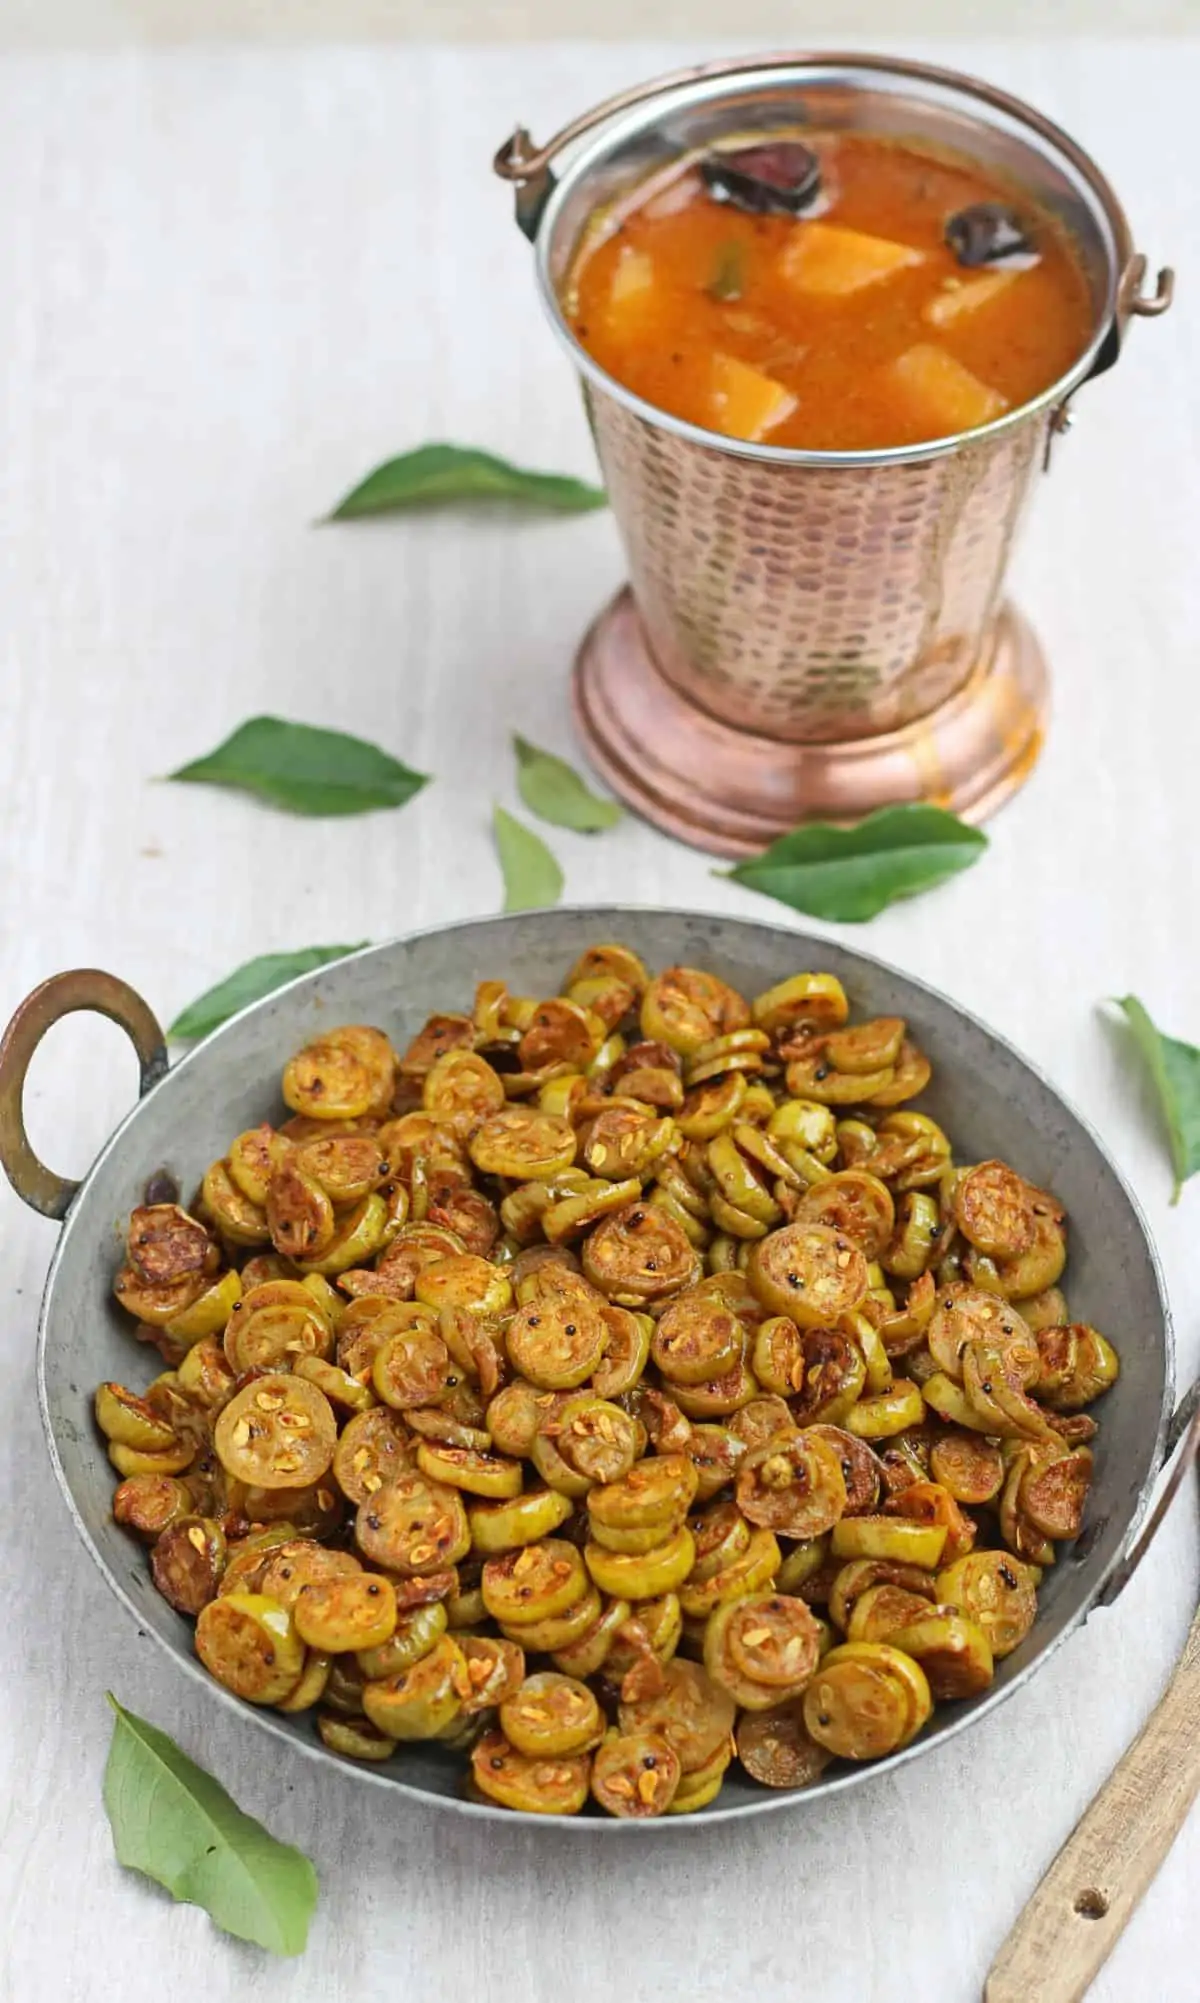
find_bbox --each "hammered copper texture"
[585,383,1050,744]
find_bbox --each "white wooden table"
[0,35,1197,2003]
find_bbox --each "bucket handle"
[1096,1372,1200,1608]
[0,970,168,1220]
[493,47,1172,298]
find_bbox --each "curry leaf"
[170,945,369,1040]
[707,241,746,301]
[1110,995,1200,1203]
[493,805,563,913]
[513,735,622,834]
[720,804,987,923]
[167,717,429,817]
[327,444,607,521]
[102,1696,317,1957]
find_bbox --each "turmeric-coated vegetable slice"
[469,1106,578,1181]
[888,1610,994,1699]
[356,1602,447,1680]
[928,1429,1004,1505]
[482,1539,588,1625]
[678,1527,781,1618]
[472,1729,592,1813]
[795,1171,895,1261]
[506,1290,608,1389]
[500,1672,604,1757]
[867,1040,933,1108]
[591,1727,680,1817]
[789,1326,868,1425]
[317,1712,396,1760]
[651,1290,744,1386]
[283,1037,376,1122]
[196,1592,305,1704]
[584,1524,695,1601]
[845,1582,937,1644]
[827,1557,939,1633]
[830,1515,947,1569]
[803,1641,932,1758]
[362,1634,468,1740]
[331,1407,413,1505]
[936,1550,1038,1658]
[705,1591,823,1708]
[737,1702,833,1788]
[748,1222,869,1326]
[127,1203,216,1285]
[151,1516,227,1614]
[620,1657,736,1772]
[736,1432,847,1540]
[458,1636,526,1714]
[582,1200,697,1304]
[640,966,750,1056]
[587,1453,699,1532]
[295,1573,397,1653]
[214,1374,337,1489]
[355,1471,470,1575]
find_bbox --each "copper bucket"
[495,53,1172,855]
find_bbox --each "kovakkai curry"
[100,947,1118,1816]
[565,130,1093,450]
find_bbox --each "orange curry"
[565,129,1094,451]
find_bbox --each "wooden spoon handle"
[984,1606,1200,2003]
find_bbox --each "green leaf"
[327,443,608,521]
[102,1695,317,1956]
[513,735,622,834]
[167,716,429,817]
[169,944,369,1040]
[707,241,746,301]
[721,804,988,923]
[493,804,563,913]
[1111,995,1200,1203]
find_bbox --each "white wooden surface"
[0,35,1197,2003]
[2,2,1198,48]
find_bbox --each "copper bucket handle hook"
[1123,252,1176,318]
[493,51,797,240]
[1044,254,1174,468]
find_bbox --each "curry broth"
[565,130,1094,452]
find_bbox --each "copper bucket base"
[573,586,1048,859]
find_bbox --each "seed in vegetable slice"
[493,805,564,913]
[325,442,608,521]
[102,1695,317,1956]
[170,946,369,1041]
[512,734,622,833]
[719,804,988,924]
[1109,995,1200,1202]
[702,142,822,217]
[168,716,428,817]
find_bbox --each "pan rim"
[34,904,1174,1827]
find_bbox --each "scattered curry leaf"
[327,444,607,521]
[102,1695,317,1957]
[1110,995,1200,1202]
[513,735,622,834]
[707,241,746,301]
[167,717,429,817]
[170,945,369,1040]
[720,804,988,923]
[493,805,563,913]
